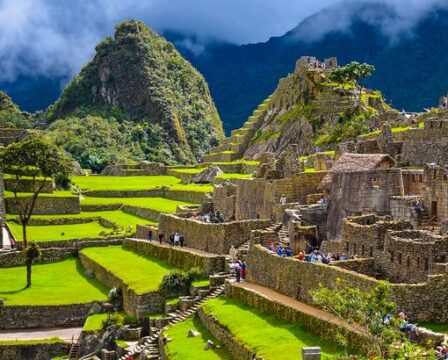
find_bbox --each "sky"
[0,0,447,82]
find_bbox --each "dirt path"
[0,327,82,341]
[234,281,363,333]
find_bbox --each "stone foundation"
[0,341,69,360]
[5,196,80,215]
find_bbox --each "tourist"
[414,200,423,215]
[216,211,224,223]
[277,244,284,257]
[174,232,180,246]
[285,246,292,257]
[279,194,287,205]
[169,233,175,246]
[179,234,185,247]
[158,232,164,244]
[240,260,246,280]
[398,312,419,338]
[234,260,241,282]
[148,230,152,242]
[295,251,305,261]
[229,245,237,259]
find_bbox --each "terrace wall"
[0,341,69,360]
[15,238,123,250]
[247,244,448,321]
[0,248,74,267]
[123,239,226,274]
[0,303,94,329]
[79,252,165,317]
[158,214,270,254]
[3,177,54,193]
[5,196,80,215]
[122,205,161,222]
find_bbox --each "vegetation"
[0,91,34,128]
[80,246,176,294]
[8,221,112,242]
[163,315,232,360]
[83,313,111,332]
[311,280,434,358]
[201,298,344,359]
[0,337,66,346]
[159,267,204,294]
[0,137,72,247]
[0,259,108,305]
[72,175,212,193]
[25,242,40,288]
[215,173,252,180]
[47,20,224,167]
[330,62,375,90]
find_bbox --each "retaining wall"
[123,239,226,274]
[5,196,80,215]
[0,341,69,360]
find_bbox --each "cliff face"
[48,20,224,164]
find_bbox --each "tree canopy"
[330,61,375,84]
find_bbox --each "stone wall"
[165,190,207,204]
[122,205,161,222]
[15,238,123,250]
[422,164,448,222]
[158,214,270,254]
[247,244,448,321]
[101,162,168,176]
[390,196,420,225]
[402,169,424,195]
[4,177,54,193]
[79,252,165,317]
[123,239,226,274]
[5,196,80,215]
[212,183,236,221]
[0,248,74,267]
[82,189,163,198]
[327,169,404,240]
[0,341,69,360]
[0,303,94,329]
[225,283,368,354]
[332,258,376,277]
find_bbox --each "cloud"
[0,0,446,82]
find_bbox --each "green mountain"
[47,20,224,169]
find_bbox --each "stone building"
[422,164,448,222]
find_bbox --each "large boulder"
[192,166,223,183]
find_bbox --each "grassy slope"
[163,315,232,360]
[215,173,252,179]
[201,298,344,359]
[8,221,109,242]
[81,196,196,213]
[72,175,213,192]
[80,246,175,294]
[0,259,108,305]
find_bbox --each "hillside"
[47,20,224,168]
[204,57,389,162]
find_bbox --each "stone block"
[302,347,321,359]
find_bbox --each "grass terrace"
[0,259,108,305]
[80,246,175,294]
[72,175,213,193]
[215,173,252,180]
[419,323,448,335]
[4,190,76,198]
[163,315,231,360]
[0,338,66,346]
[169,168,202,174]
[81,197,195,214]
[7,221,110,242]
[201,298,345,359]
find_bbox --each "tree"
[25,242,40,288]
[330,61,375,85]
[0,137,72,247]
[310,280,435,359]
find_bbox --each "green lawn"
[163,315,231,360]
[201,298,344,359]
[80,246,176,294]
[81,196,196,214]
[0,259,108,305]
[4,190,76,198]
[169,168,203,174]
[0,337,66,345]
[22,210,157,228]
[8,221,110,242]
[419,323,448,334]
[72,175,212,193]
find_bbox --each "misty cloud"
[0,0,446,82]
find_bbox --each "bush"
[160,270,190,294]
[123,315,138,325]
[54,172,71,189]
[108,287,123,309]
[186,267,204,283]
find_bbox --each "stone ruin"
[253,145,303,180]
[295,56,338,71]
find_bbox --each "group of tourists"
[232,259,246,283]
[189,210,225,223]
[146,230,186,247]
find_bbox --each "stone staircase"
[68,338,81,360]
[203,98,271,163]
[118,285,226,360]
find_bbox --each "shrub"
[186,267,204,283]
[108,287,123,309]
[123,314,138,325]
[160,270,190,294]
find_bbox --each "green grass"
[0,337,66,345]
[80,246,176,294]
[170,168,202,174]
[116,339,129,348]
[25,210,157,228]
[0,259,108,305]
[304,168,316,173]
[419,323,448,334]
[81,196,196,214]
[210,159,260,166]
[299,150,335,162]
[83,313,110,332]
[163,315,232,360]
[8,221,110,242]
[72,175,212,193]
[201,298,344,359]
[215,173,252,180]
[359,123,424,138]
[166,297,180,305]
[192,279,210,287]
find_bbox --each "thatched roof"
[318,153,396,191]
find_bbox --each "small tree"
[25,242,40,288]
[0,137,72,247]
[310,280,435,359]
[330,61,375,101]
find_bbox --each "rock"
[192,166,223,183]
[441,220,448,235]
[88,302,103,315]
[71,160,86,176]
[204,339,216,350]
[85,269,94,278]
[0,298,4,306]
[187,329,200,337]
